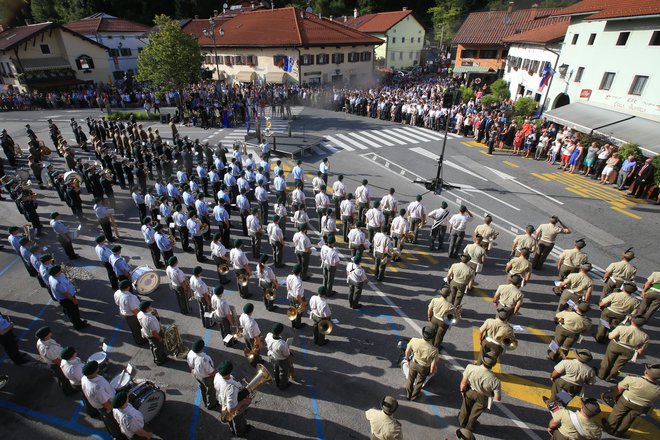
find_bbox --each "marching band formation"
[0,112,659,440]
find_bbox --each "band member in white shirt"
[315,184,331,226]
[81,361,123,438]
[115,280,147,345]
[340,193,355,242]
[380,187,398,230]
[141,217,165,269]
[320,236,340,296]
[186,339,219,410]
[292,225,312,280]
[346,255,368,309]
[427,201,450,251]
[267,215,285,268]
[266,323,292,389]
[230,239,252,298]
[210,286,235,342]
[246,207,263,257]
[36,326,74,395]
[448,205,474,259]
[112,391,154,439]
[355,179,371,223]
[332,174,346,216]
[214,360,251,437]
[239,303,262,365]
[373,231,392,282]
[287,264,306,329]
[365,201,385,248]
[137,300,168,365]
[211,232,230,285]
[165,256,191,314]
[390,209,409,257]
[309,286,332,345]
[257,254,278,311]
[320,208,338,243]
[292,203,309,231]
[291,182,306,211]
[274,196,288,240]
[60,346,97,416]
[406,195,427,244]
[348,221,368,258]
[190,266,214,329]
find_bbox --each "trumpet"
[162,324,188,358]
[167,228,177,245]
[318,318,333,335]
[287,302,306,321]
[220,364,272,423]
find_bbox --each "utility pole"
[203,12,224,83]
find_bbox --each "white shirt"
[211,240,227,258]
[37,338,62,364]
[292,210,309,226]
[332,180,346,198]
[321,215,337,234]
[239,313,261,339]
[61,357,84,385]
[113,403,144,439]
[366,208,384,228]
[166,265,186,287]
[215,374,242,411]
[257,264,276,284]
[293,231,311,253]
[348,228,367,247]
[340,199,354,217]
[355,185,370,204]
[312,177,324,192]
[189,275,209,300]
[246,214,262,236]
[373,232,391,254]
[286,274,304,300]
[315,192,330,210]
[211,295,231,319]
[291,188,305,205]
[407,201,426,219]
[141,224,156,244]
[267,222,283,243]
[309,295,331,318]
[320,245,340,268]
[346,262,367,284]
[390,216,409,236]
[380,194,398,212]
[448,213,472,231]
[116,291,139,316]
[428,208,450,226]
[187,350,215,380]
[81,375,115,409]
[265,333,290,361]
[229,248,248,270]
[137,310,160,339]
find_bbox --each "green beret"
[293,264,302,274]
[217,360,233,376]
[95,235,106,244]
[119,280,131,290]
[327,235,335,245]
[243,303,254,314]
[19,237,29,245]
[317,286,327,296]
[213,286,224,295]
[29,245,39,252]
[60,346,75,360]
[168,256,178,265]
[139,300,151,312]
[213,232,222,241]
[353,255,362,264]
[272,323,284,335]
[111,245,122,252]
[373,200,380,208]
[142,216,152,225]
[50,212,60,219]
[112,391,128,408]
[416,194,422,201]
[48,265,62,276]
[234,239,243,248]
[273,215,280,222]
[441,201,448,208]
[192,339,205,353]
[82,361,99,376]
[35,326,51,339]
[193,266,202,275]
[260,254,269,263]
[155,224,164,231]
[8,226,20,233]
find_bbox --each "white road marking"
[410,147,488,182]
[320,141,338,153]
[359,130,395,147]
[371,130,406,145]
[335,133,368,150]
[325,135,355,152]
[392,128,434,143]
[458,188,521,211]
[401,126,444,141]
[345,132,382,149]
[312,146,326,156]
[382,129,419,144]
[484,166,564,205]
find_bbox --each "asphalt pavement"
[0,105,657,440]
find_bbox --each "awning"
[234,71,256,82]
[20,57,71,72]
[544,102,660,156]
[452,66,493,74]
[264,72,288,84]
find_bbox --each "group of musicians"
[1,115,658,440]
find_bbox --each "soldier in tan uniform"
[598,316,648,381]
[557,239,588,281]
[555,263,594,313]
[427,285,457,350]
[458,353,501,433]
[602,364,660,437]
[365,395,402,440]
[479,307,515,364]
[547,397,602,440]
[505,248,532,285]
[473,214,498,252]
[545,349,596,404]
[595,281,639,343]
[492,275,524,315]
[549,301,592,361]
[404,326,438,401]
[633,271,660,323]
[463,235,486,273]
[600,249,637,300]
[511,225,537,258]
[446,254,475,306]
[533,216,571,270]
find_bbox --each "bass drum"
[131,265,160,295]
[110,372,134,392]
[128,381,165,424]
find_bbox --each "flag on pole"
[538,64,553,92]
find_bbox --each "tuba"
[220,364,272,423]
[318,318,333,335]
[287,303,305,321]
[162,324,188,358]
[499,335,518,351]
[237,272,250,287]
[443,305,462,326]
[244,346,260,364]
[217,260,230,275]
[63,171,82,190]
[229,305,243,339]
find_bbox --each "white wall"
[384,16,425,69]
[85,32,148,80]
[504,43,559,104]
[546,17,660,121]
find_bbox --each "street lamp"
[202,15,224,82]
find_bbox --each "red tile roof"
[65,16,151,34]
[452,8,567,46]
[342,10,416,33]
[557,0,660,20]
[193,7,382,47]
[503,21,569,44]
[0,22,52,51]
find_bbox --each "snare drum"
[87,351,107,371]
[128,381,165,423]
[131,265,160,295]
[110,371,134,392]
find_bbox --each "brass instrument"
[237,272,250,287]
[318,318,333,335]
[162,324,188,358]
[109,214,120,239]
[217,260,230,275]
[443,305,462,326]
[287,302,306,321]
[181,278,194,302]
[63,171,82,190]
[380,248,400,266]
[220,364,272,423]
[244,345,260,363]
[13,143,24,157]
[103,168,114,181]
[264,283,276,302]
[403,231,415,243]
[167,228,177,245]
[60,264,93,281]
[195,218,209,233]
[229,305,243,339]
[287,355,296,381]
[39,141,52,157]
[498,335,518,351]
[22,223,32,241]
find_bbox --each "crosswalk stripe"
[372,130,406,145]
[447,132,460,138]
[400,126,443,141]
[320,141,338,153]
[391,128,433,143]
[382,129,418,144]
[410,146,438,160]
[335,133,369,150]
[346,132,382,149]
[325,135,355,152]
[359,131,395,147]
[312,146,327,156]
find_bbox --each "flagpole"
[539,44,561,116]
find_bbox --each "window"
[40,44,50,54]
[331,53,344,64]
[108,48,120,57]
[360,51,371,62]
[205,55,213,64]
[480,49,498,59]
[390,51,395,61]
[530,60,540,74]
[650,31,660,46]
[224,55,233,65]
[273,54,286,67]
[391,37,396,44]
[574,67,584,82]
[522,59,530,70]
[409,51,413,60]
[616,32,630,46]
[138,48,143,53]
[402,37,405,43]
[460,49,477,58]
[571,34,579,45]
[559,64,568,79]
[215,55,224,65]
[316,53,329,65]
[399,52,403,60]
[120,48,132,57]
[629,75,648,95]
[348,52,360,63]
[599,72,616,90]
[418,37,421,43]
[112,70,124,80]
[587,33,596,45]
[245,55,258,66]
[75,56,94,70]
[300,54,314,66]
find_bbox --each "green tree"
[480,94,498,107]
[136,15,204,98]
[489,79,511,101]
[459,85,475,102]
[428,0,463,42]
[513,97,537,117]
[357,0,376,14]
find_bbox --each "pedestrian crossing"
[323,126,460,152]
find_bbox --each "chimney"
[0,24,4,33]
[343,15,347,22]
[194,15,199,19]
[530,4,538,20]
[354,8,358,18]
[251,1,256,8]
[330,15,333,21]
[403,7,408,11]
[507,2,514,14]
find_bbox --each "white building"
[543,0,660,155]
[64,13,151,83]
[503,21,568,104]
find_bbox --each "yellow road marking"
[479,150,492,156]
[565,187,587,198]
[416,250,439,265]
[472,287,492,304]
[502,160,519,168]
[461,141,474,148]
[610,206,641,219]
[530,173,550,182]
[526,326,553,345]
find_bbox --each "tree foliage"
[136,15,203,95]
[513,97,537,117]
[489,79,511,101]
[428,0,463,42]
[459,85,475,102]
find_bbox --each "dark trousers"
[124,315,147,345]
[448,230,465,258]
[410,218,422,243]
[607,396,649,436]
[212,256,230,284]
[533,240,554,269]
[374,252,387,281]
[634,291,660,322]
[458,389,489,431]
[104,262,118,290]
[632,179,649,198]
[172,286,190,315]
[100,408,125,439]
[197,375,219,408]
[162,249,174,264]
[197,299,214,328]
[322,265,337,294]
[357,203,368,223]
[595,309,625,343]
[228,408,248,436]
[405,360,430,400]
[148,242,163,267]
[260,281,275,311]
[550,325,580,361]
[289,298,303,328]
[479,339,504,365]
[295,252,310,279]
[178,226,191,251]
[250,233,261,257]
[136,203,147,222]
[99,218,114,241]
[348,281,363,308]
[57,233,76,259]
[448,281,468,306]
[341,216,353,241]
[598,341,635,381]
[23,259,38,277]
[50,363,76,395]
[549,377,582,403]
[147,337,168,365]
[235,270,250,298]
[0,330,23,364]
[271,241,283,267]
[60,298,85,329]
[430,225,446,250]
[192,234,204,262]
[312,315,327,345]
[271,357,290,389]
[430,316,449,349]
